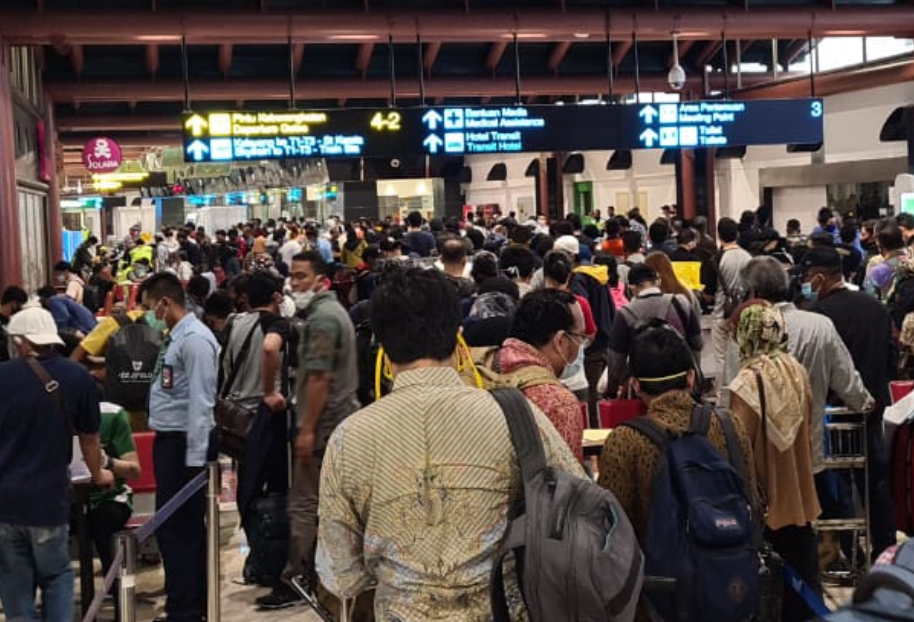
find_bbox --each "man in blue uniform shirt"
[144,273,220,622]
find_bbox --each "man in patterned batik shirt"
[317,266,583,621]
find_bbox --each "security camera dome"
[668,64,686,90]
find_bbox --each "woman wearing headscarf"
[727,301,821,622]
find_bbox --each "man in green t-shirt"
[87,403,140,575]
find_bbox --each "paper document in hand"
[69,437,91,483]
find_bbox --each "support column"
[676,147,716,224]
[45,98,62,264]
[0,41,23,288]
[676,149,697,221]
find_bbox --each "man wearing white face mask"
[256,250,359,610]
[494,289,588,462]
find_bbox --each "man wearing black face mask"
[0,286,28,363]
[803,246,898,560]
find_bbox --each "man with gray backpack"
[316,266,643,621]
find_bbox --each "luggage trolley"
[814,406,871,582]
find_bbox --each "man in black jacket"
[553,235,615,426]
[803,247,897,560]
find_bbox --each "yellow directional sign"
[184,114,208,137]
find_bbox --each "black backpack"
[104,313,163,410]
[351,301,386,407]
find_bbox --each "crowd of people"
[0,201,912,622]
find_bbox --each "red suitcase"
[597,398,645,428]
[893,420,914,534]
[891,380,914,404]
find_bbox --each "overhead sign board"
[182,99,823,162]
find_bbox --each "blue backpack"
[623,404,759,622]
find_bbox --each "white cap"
[7,305,64,347]
[553,235,580,257]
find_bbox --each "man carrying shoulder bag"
[217,273,295,594]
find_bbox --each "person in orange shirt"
[600,218,625,257]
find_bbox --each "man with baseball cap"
[0,304,113,621]
[803,246,897,560]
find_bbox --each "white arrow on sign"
[423,134,444,154]
[639,105,658,124]
[186,139,210,161]
[422,110,444,131]
[639,128,659,148]
[184,114,208,137]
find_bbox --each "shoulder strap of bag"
[113,312,133,328]
[670,294,689,330]
[716,393,766,548]
[25,357,75,436]
[490,386,543,622]
[623,416,675,450]
[689,402,712,435]
[717,248,733,297]
[490,387,546,484]
[753,369,771,491]
[219,317,260,399]
[713,407,748,483]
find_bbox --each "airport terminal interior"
[4,1,914,621]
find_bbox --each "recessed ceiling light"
[328,34,380,41]
[573,33,591,39]
[136,35,182,42]
[503,33,548,40]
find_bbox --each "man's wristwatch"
[105,455,116,471]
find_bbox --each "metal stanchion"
[115,532,137,622]
[206,462,221,622]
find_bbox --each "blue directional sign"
[183,98,824,162]
[629,99,824,149]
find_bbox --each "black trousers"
[154,434,207,622]
[86,502,131,576]
[766,524,820,622]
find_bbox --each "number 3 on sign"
[810,101,823,118]
[371,111,402,131]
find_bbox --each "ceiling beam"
[423,41,441,73]
[694,40,722,67]
[738,57,914,99]
[60,134,183,148]
[547,41,572,74]
[218,43,232,77]
[784,39,809,66]
[70,43,84,77]
[3,9,912,44]
[47,73,798,104]
[485,41,508,73]
[145,44,159,77]
[611,40,633,68]
[355,42,374,77]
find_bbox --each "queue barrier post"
[115,531,137,622]
[206,461,222,622]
